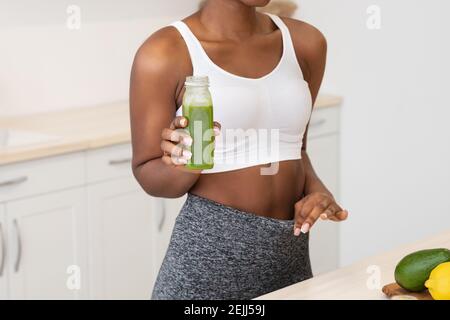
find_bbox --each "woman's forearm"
[301,150,334,198]
[133,158,200,198]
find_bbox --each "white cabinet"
[307,106,341,275]
[0,204,7,300]
[152,196,186,279]
[85,143,133,184]
[0,153,85,203]
[85,144,185,299]
[0,143,184,300]
[87,177,155,300]
[308,134,339,197]
[6,188,88,299]
[87,177,186,299]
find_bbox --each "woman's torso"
[190,161,306,220]
[172,13,311,220]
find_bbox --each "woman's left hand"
[293,192,348,236]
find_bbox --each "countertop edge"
[0,95,342,166]
[0,134,131,166]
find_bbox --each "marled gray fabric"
[151,193,312,300]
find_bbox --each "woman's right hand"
[160,116,193,167]
[160,116,221,171]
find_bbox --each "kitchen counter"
[0,95,342,166]
[256,229,450,299]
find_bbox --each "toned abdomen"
[189,159,306,220]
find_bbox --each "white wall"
[0,0,199,116]
[294,0,450,265]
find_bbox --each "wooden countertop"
[0,95,342,166]
[256,229,450,300]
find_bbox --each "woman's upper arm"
[129,28,187,170]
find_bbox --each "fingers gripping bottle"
[182,76,215,170]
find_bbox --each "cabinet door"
[0,204,7,299]
[6,188,88,299]
[87,177,155,300]
[152,195,187,279]
[307,134,340,275]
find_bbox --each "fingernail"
[301,223,310,234]
[182,150,192,159]
[320,213,328,220]
[180,118,187,127]
[183,136,193,146]
[294,227,301,237]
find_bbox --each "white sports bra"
[171,14,312,174]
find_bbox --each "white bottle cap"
[185,76,209,87]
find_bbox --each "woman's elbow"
[132,166,186,198]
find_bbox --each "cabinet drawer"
[308,106,340,139]
[86,143,133,183]
[0,153,84,202]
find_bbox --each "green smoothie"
[184,105,214,169]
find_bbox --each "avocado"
[395,248,450,292]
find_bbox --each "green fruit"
[395,248,450,292]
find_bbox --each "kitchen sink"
[0,129,60,149]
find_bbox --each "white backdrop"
[294,0,450,265]
[0,0,198,115]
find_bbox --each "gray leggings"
[151,193,312,300]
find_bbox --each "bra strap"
[265,14,302,75]
[170,21,207,74]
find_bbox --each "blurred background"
[0,0,449,299]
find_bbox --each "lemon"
[425,262,450,300]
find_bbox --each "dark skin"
[130,0,348,236]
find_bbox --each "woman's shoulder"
[132,26,189,76]
[278,17,327,79]
[280,17,327,56]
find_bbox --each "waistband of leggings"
[186,192,295,227]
